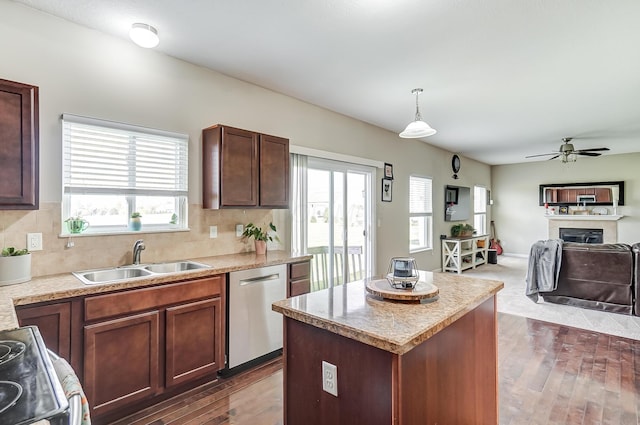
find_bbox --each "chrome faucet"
[133,239,145,265]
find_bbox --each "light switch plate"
[209,226,218,238]
[236,224,244,237]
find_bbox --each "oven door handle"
[48,350,83,425]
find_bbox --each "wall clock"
[451,155,461,179]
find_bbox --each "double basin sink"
[73,260,211,285]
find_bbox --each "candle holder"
[386,257,419,289]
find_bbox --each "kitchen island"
[272,270,503,425]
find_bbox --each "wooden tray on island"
[365,277,439,302]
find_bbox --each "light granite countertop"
[0,251,311,332]
[272,270,503,355]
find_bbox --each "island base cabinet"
[84,311,160,417]
[283,297,498,425]
[285,319,394,424]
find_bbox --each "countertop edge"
[273,279,503,355]
[1,251,312,331]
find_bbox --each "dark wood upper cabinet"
[260,134,289,208]
[0,78,39,209]
[202,124,289,209]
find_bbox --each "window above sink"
[61,114,189,236]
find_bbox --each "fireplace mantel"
[545,215,624,221]
[547,216,621,243]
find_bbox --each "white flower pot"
[0,253,32,286]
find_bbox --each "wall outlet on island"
[236,224,244,237]
[322,360,338,397]
[209,226,218,238]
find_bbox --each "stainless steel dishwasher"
[227,264,287,371]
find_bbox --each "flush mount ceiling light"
[129,23,159,48]
[399,88,437,138]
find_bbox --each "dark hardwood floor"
[109,313,640,425]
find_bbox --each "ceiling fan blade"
[576,152,601,157]
[547,155,560,160]
[575,147,610,152]
[525,152,559,158]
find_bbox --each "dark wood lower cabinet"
[84,311,160,417]
[16,301,71,360]
[16,274,228,424]
[83,276,226,423]
[165,298,223,387]
[288,260,311,297]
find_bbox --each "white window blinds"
[62,114,188,197]
[410,176,433,213]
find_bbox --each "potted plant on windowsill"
[129,212,142,231]
[0,247,31,286]
[241,222,278,255]
[451,223,475,238]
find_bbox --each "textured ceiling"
[13,0,640,164]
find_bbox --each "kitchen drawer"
[289,261,310,280]
[84,275,223,322]
[290,279,311,297]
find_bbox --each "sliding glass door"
[306,158,373,291]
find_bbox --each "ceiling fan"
[525,137,610,163]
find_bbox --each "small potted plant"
[129,212,142,231]
[241,222,278,255]
[451,223,475,238]
[65,216,90,234]
[0,247,31,286]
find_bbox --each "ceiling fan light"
[399,120,437,138]
[129,23,159,48]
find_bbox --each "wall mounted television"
[445,185,470,221]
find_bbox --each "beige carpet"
[462,255,640,340]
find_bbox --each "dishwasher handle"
[239,273,281,286]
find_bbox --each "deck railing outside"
[308,245,364,292]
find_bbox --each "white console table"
[442,234,489,274]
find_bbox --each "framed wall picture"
[384,163,394,179]
[382,179,393,202]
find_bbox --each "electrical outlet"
[27,233,43,251]
[209,226,218,238]
[236,224,244,237]
[322,361,338,397]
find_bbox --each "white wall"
[492,153,640,255]
[0,2,491,274]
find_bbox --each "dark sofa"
[540,242,639,315]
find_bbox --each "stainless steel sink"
[74,267,153,284]
[143,261,210,273]
[73,260,211,285]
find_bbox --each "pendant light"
[399,88,437,138]
[129,23,160,48]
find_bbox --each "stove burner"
[0,381,23,415]
[0,341,26,367]
[0,344,10,360]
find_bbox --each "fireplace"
[559,228,603,244]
